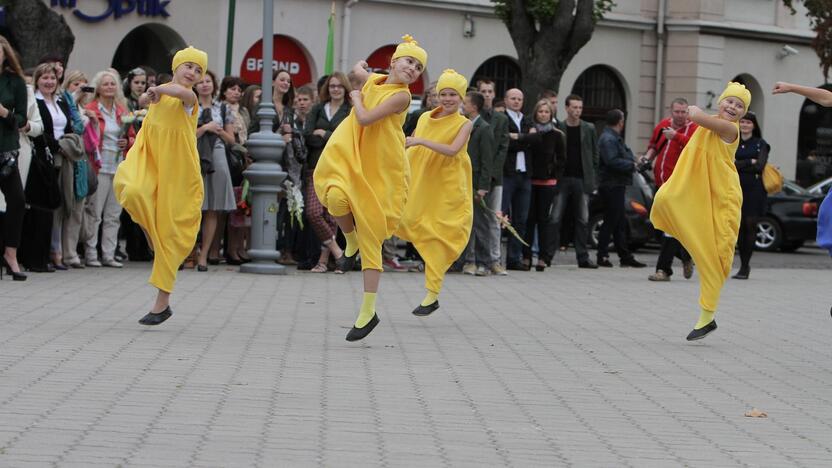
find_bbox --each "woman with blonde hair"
[83,69,133,268]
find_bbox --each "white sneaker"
[86,259,102,267]
[462,263,476,275]
[475,265,490,276]
[101,259,123,268]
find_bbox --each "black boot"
[732,266,749,280]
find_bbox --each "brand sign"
[240,35,313,87]
[366,44,426,95]
[50,0,170,23]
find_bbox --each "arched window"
[570,65,626,129]
[796,84,832,186]
[111,23,186,77]
[472,56,522,100]
[732,73,764,123]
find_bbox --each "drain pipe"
[340,0,360,72]
[653,0,667,123]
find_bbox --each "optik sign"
[50,0,171,23]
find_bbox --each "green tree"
[491,0,615,108]
[783,0,832,80]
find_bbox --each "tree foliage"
[490,0,615,109]
[783,0,832,79]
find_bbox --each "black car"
[588,164,657,250]
[755,180,821,252]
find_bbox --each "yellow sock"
[344,230,359,257]
[355,292,376,328]
[694,308,715,329]
[420,291,439,307]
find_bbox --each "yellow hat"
[436,69,468,98]
[391,34,427,68]
[171,46,208,75]
[717,82,751,115]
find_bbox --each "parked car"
[588,163,658,250]
[756,180,821,252]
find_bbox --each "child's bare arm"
[406,121,473,156]
[351,90,410,126]
[688,105,738,143]
[149,83,197,107]
[351,61,371,87]
[773,81,832,107]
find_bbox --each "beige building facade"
[46,0,826,177]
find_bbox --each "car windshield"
[807,177,831,195]
[782,180,808,195]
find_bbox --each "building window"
[571,65,626,129]
[472,56,521,100]
[797,84,832,186]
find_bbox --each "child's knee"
[326,187,350,217]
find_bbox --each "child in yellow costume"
[396,69,473,316]
[651,82,750,341]
[113,47,207,326]
[313,35,427,341]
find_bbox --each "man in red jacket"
[642,98,697,281]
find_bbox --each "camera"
[81,86,95,93]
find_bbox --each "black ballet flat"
[197,264,208,272]
[335,253,357,273]
[412,301,440,317]
[686,320,717,341]
[138,307,173,326]
[345,314,379,342]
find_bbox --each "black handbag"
[221,103,246,185]
[25,136,61,210]
[0,150,18,180]
[197,108,215,175]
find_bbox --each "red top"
[648,117,698,187]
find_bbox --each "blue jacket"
[598,127,635,187]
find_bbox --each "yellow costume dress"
[650,122,742,312]
[313,73,411,271]
[113,93,204,293]
[396,108,473,294]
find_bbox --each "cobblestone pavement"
[1,259,831,467]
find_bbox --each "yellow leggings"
[325,187,383,271]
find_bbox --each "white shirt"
[36,90,67,140]
[507,109,526,172]
[98,102,122,174]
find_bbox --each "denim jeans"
[550,177,590,263]
[501,172,531,265]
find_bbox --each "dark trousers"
[18,207,53,270]
[501,171,531,265]
[551,177,590,263]
[0,165,25,248]
[596,185,631,261]
[523,184,557,264]
[655,233,690,275]
[737,214,757,269]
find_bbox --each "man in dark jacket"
[554,94,599,268]
[596,109,646,268]
[501,88,534,270]
[460,91,497,275]
[477,78,509,276]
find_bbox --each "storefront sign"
[240,35,314,87]
[366,45,426,95]
[50,0,171,23]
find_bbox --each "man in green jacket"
[460,91,497,275]
[554,94,599,268]
[477,78,509,276]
